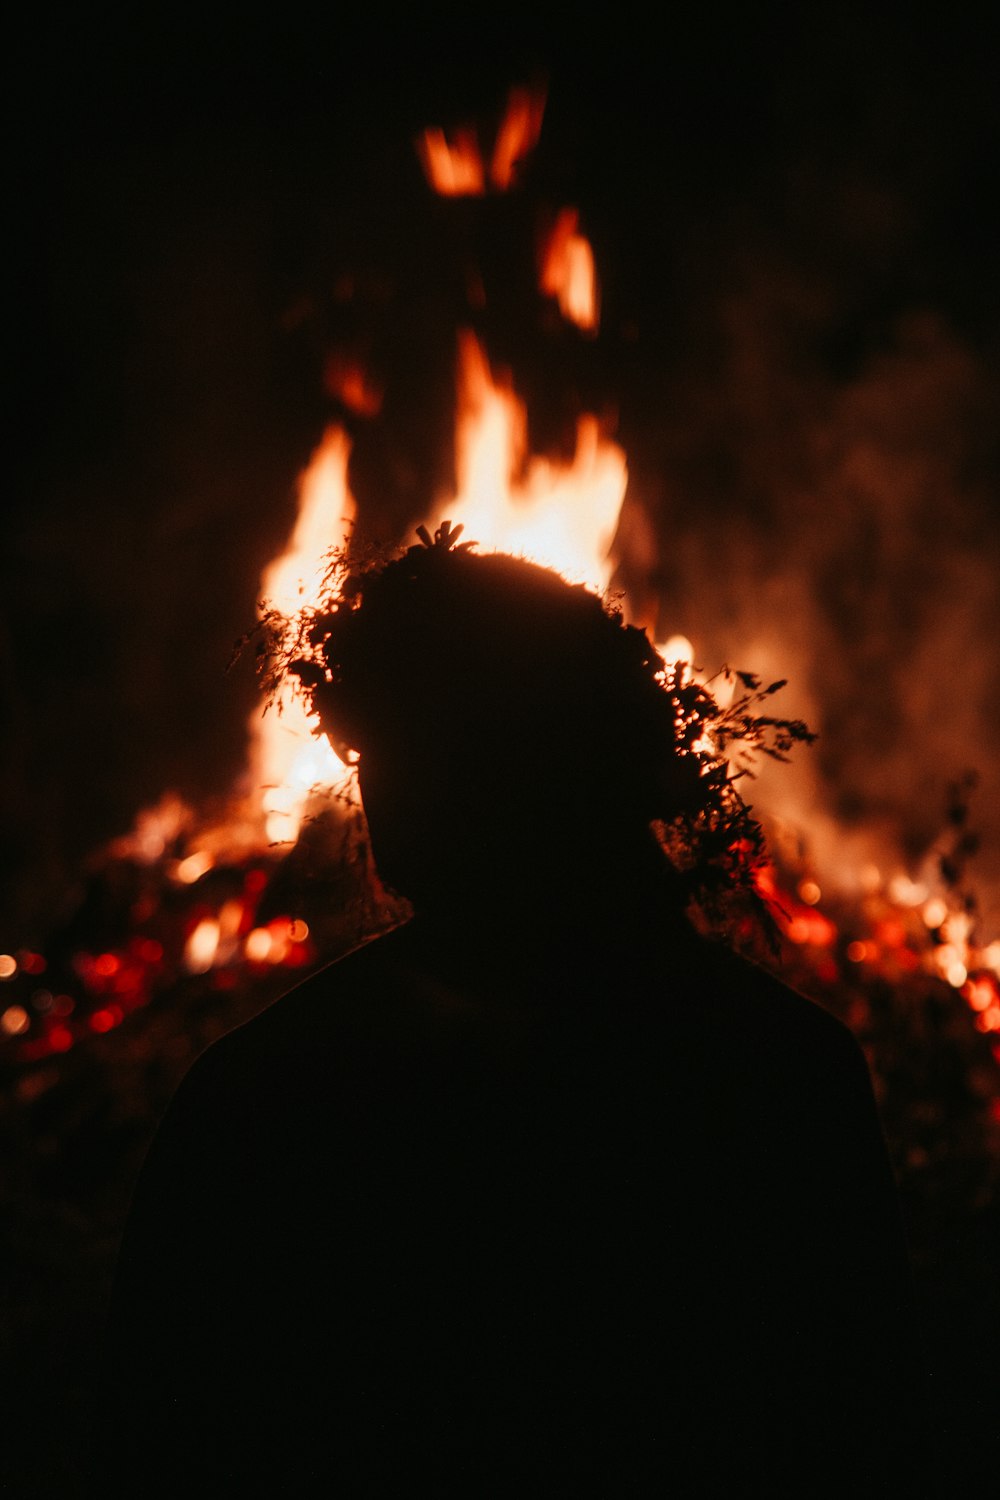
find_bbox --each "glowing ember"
[252,427,357,846]
[1,1005,29,1036]
[540,207,599,332]
[108,793,191,864]
[185,918,220,975]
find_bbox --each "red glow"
[324,355,383,416]
[784,909,837,947]
[283,943,313,969]
[874,918,907,951]
[47,1022,74,1053]
[133,937,164,964]
[93,953,120,978]
[89,1006,123,1034]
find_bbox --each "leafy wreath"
[248,522,815,952]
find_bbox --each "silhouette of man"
[99,530,931,1493]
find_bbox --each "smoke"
[615,243,1000,934]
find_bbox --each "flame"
[252,427,357,846]
[437,330,626,588]
[489,85,546,189]
[540,208,600,332]
[418,124,486,197]
[418,85,546,196]
[660,634,694,667]
[324,354,383,417]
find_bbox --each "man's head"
[293,529,699,919]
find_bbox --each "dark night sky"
[6,7,1000,933]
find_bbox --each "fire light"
[251,427,357,846]
[0,955,16,980]
[417,85,546,197]
[888,874,928,907]
[323,355,383,417]
[489,85,546,189]
[1,1005,29,1036]
[175,850,214,885]
[660,635,694,668]
[923,897,948,929]
[965,977,998,1012]
[418,125,486,196]
[540,208,600,332]
[435,330,626,590]
[89,1006,123,1034]
[185,919,221,975]
[245,928,273,963]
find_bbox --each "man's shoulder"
[687,936,866,1080]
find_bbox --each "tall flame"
[252,427,356,846]
[439,330,626,588]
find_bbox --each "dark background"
[5,6,1000,1492]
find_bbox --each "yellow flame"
[660,634,694,667]
[252,427,357,846]
[439,331,626,589]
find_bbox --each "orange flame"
[437,330,626,588]
[417,124,485,197]
[540,208,600,332]
[252,427,357,846]
[418,85,546,197]
[489,85,546,189]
